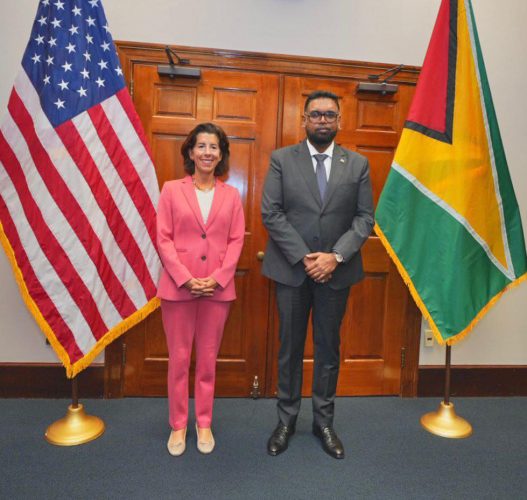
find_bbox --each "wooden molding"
[400,296,422,397]
[2,363,524,398]
[104,339,126,399]
[0,363,104,398]
[418,365,527,397]
[114,40,421,86]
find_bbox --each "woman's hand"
[196,277,218,296]
[184,277,218,296]
[184,278,207,296]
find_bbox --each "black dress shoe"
[312,424,345,459]
[267,422,295,456]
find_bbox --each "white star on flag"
[54,97,65,108]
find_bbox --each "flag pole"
[420,345,472,438]
[44,375,105,446]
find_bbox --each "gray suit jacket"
[261,140,374,289]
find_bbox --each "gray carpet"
[1,397,526,499]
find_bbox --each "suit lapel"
[295,141,323,207]
[322,145,347,210]
[205,179,226,228]
[181,176,207,232]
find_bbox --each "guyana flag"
[375,0,527,345]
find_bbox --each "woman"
[156,123,245,456]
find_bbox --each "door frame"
[105,41,422,399]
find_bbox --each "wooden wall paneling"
[115,63,280,397]
[105,42,422,399]
[400,297,422,397]
[418,366,527,397]
[0,363,104,398]
[356,146,395,208]
[277,75,419,396]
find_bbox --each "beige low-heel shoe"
[167,427,187,456]
[195,423,215,454]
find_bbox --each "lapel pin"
[340,157,346,163]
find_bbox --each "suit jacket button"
[313,236,319,241]
[201,233,206,239]
[201,255,206,261]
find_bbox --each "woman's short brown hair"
[181,122,230,177]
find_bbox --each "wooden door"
[269,77,417,395]
[120,66,279,396]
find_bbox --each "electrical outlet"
[424,329,434,347]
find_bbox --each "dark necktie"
[314,154,328,200]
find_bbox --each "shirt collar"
[306,140,334,159]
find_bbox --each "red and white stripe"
[0,69,161,361]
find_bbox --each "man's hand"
[304,252,338,283]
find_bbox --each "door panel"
[114,48,420,398]
[122,67,279,397]
[276,76,414,396]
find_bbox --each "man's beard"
[306,127,337,146]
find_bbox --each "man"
[261,90,374,459]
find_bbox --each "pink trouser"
[161,299,231,430]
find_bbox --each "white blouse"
[195,188,215,224]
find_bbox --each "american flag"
[0,0,161,377]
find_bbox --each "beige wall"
[1,0,526,365]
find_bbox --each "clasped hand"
[184,277,218,297]
[303,252,338,283]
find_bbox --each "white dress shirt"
[306,140,334,180]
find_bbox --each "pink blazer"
[156,176,245,302]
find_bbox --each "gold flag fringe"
[67,296,160,378]
[0,220,160,378]
[374,222,527,346]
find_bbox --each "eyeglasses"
[304,110,340,123]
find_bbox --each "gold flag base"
[420,401,472,439]
[45,404,105,446]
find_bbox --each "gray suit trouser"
[275,279,350,427]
